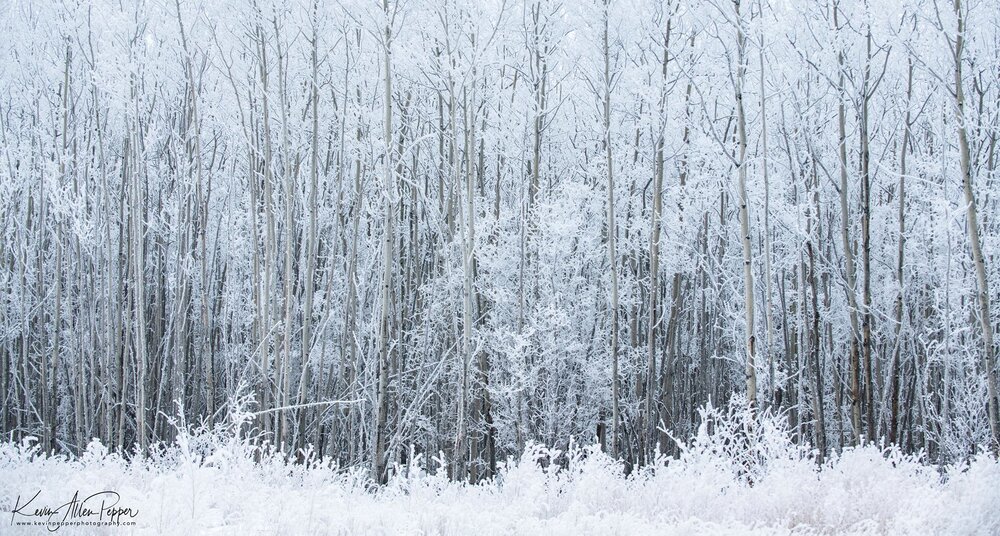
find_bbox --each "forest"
[1,0,998,492]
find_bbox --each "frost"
[2,400,996,535]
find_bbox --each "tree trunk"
[373,0,395,483]
[951,0,999,453]
[601,0,621,460]
[734,0,757,409]
[834,2,863,444]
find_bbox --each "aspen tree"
[254,13,279,439]
[889,49,914,445]
[174,0,209,429]
[461,70,478,482]
[808,153,826,462]
[757,0,776,410]
[373,0,396,484]
[833,1,863,444]
[661,37,694,453]
[859,18,876,443]
[647,0,677,460]
[949,0,999,452]
[733,0,757,409]
[275,13,295,449]
[297,0,321,451]
[598,0,621,459]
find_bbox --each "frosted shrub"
[676,395,806,478]
[1,398,998,535]
[0,436,44,468]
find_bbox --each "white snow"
[2,404,998,535]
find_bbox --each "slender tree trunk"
[808,159,826,462]
[951,0,999,453]
[834,2,863,444]
[758,9,776,410]
[647,8,674,459]
[734,0,757,409]
[373,0,395,483]
[889,54,913,445]
[297,5,321,451]
[600,0,621,460]
[860,26,876,443]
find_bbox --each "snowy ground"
[2,408,998,535]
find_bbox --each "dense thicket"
[1,0,997,482]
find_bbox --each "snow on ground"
[2,405,998,535]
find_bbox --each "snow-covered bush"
[2,397,998,535]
